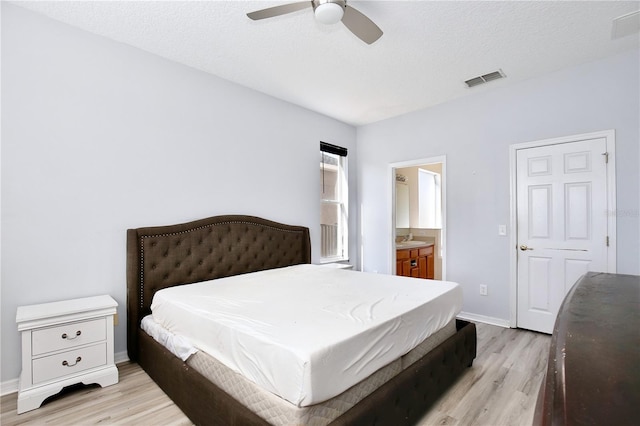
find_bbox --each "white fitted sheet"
[140,315,198,361]
[150,264,462,407]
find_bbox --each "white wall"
[1,4,356,383]
[3,1,638,389]
[357,49,639,323]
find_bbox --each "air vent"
[465,69,506,88]
[612,10,640,39]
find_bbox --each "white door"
[516,137,610,333]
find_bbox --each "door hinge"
[602,152,609,163]
[606,236,610,247]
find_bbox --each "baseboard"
[1,378,19,397]
[457,311,511,328]
[1,351,131,397]
[115,351,130,364]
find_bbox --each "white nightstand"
[16,295,119,414]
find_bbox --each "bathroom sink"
[396,241,430,249]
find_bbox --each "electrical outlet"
[479,285,488,296]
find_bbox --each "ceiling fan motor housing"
[313,0,346,25]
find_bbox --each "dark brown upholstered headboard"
[126,215,311,360]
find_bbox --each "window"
[320,142,348,262]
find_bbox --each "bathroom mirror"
[396,182,410,228]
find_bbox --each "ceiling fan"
[247,0,383,45]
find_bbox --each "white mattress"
[187,320,457,426]
[150,264,462,407]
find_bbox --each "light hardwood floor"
[1,323,550,426]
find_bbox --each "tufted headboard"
[126,215,311,360]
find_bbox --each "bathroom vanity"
[396,242,434,279]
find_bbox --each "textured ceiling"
[12,1,640,126]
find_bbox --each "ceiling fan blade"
[341,5,382,44]
[247,2,312,20]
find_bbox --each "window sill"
[316,261,353,270]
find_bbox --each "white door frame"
[508,130,617,327]
[390,155,447,279]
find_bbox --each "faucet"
[402,233,413,242]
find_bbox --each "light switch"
[498,225,507,236]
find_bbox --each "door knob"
[519,245,533,251]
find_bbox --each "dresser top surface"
[16,295,117,324]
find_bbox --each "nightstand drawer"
[32,342,107,385]
[32,318,106,356]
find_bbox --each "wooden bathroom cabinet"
[396,244,434,279]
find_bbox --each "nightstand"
[16,295,119,414]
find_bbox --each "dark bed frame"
[127,215,477,425]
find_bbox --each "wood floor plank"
[419,324,549,426]
[1,323,549,426]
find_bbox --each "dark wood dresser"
[534,272,640,425]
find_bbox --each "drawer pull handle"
[62,356,82,367]
[61,330,82,340]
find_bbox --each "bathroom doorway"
[391,156,446,280]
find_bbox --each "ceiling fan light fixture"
[314,2,344,25]
[247,0,381,44]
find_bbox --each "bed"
[127,215,476,425]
